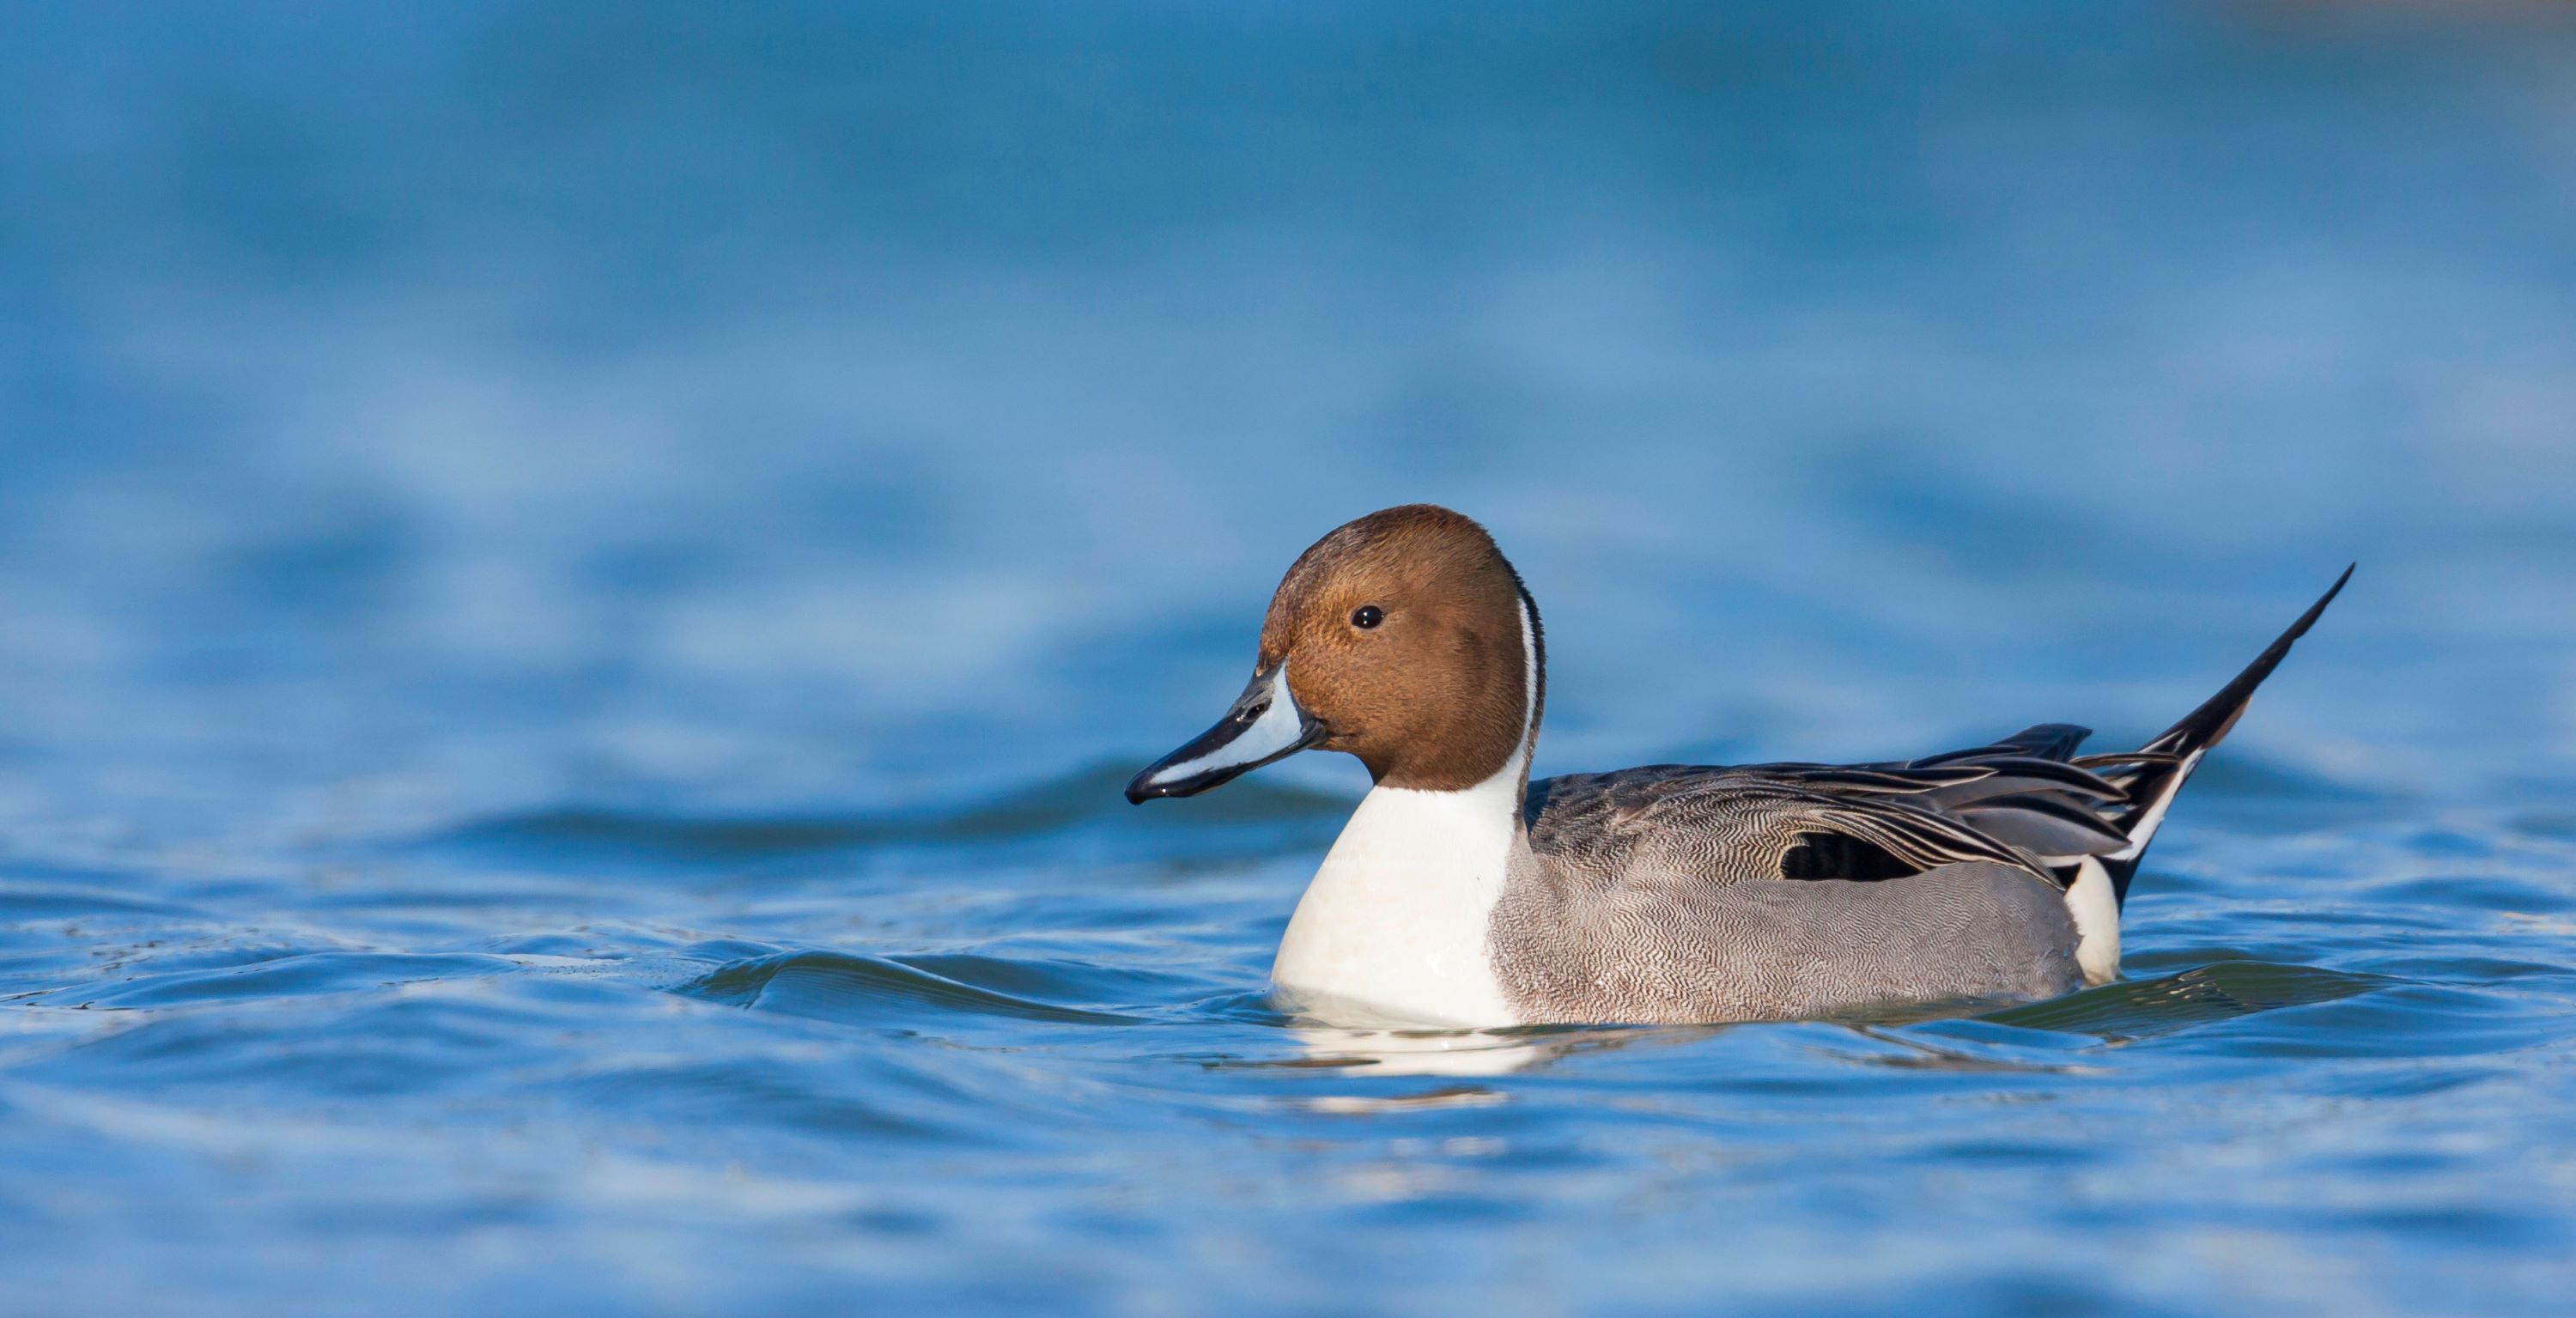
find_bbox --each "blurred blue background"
[3,3,2575,1315]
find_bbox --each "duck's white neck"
[1267,597,1540,1028]
[1268,747,1529,1027]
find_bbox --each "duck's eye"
[1350,605,1384,630]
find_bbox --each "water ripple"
[681,951,1147,1027]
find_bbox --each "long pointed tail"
[2076,565,2354,907]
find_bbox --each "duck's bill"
[1126,660,1326,803]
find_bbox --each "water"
[4,3,2576,1313]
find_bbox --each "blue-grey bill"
[1126,661,1326,802]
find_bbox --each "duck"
[1125,504,2348,1027]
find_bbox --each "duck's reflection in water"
[1273,1026,1560,1113]
[1289,1024,1565,1077]
[1272,999,2070,1108]
[1276,1022,1716,1115]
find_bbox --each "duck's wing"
[1523,734,2137,896]
[1525,566,2354,902]
[1505,746,2117,1023]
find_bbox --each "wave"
[421,759,1353,860]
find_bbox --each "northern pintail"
[1127,505,2348,1027]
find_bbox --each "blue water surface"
[4,3,2576,1314]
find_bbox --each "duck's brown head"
[1127,504,1543,802]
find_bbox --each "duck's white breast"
[1269,758,1522,1028]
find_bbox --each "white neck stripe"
[1514,595,1539,762]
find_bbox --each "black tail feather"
[2098,564,2353,904]
[2141,564,2353,761]
[1915,722,2093,767]
[1996,723,2093,761]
